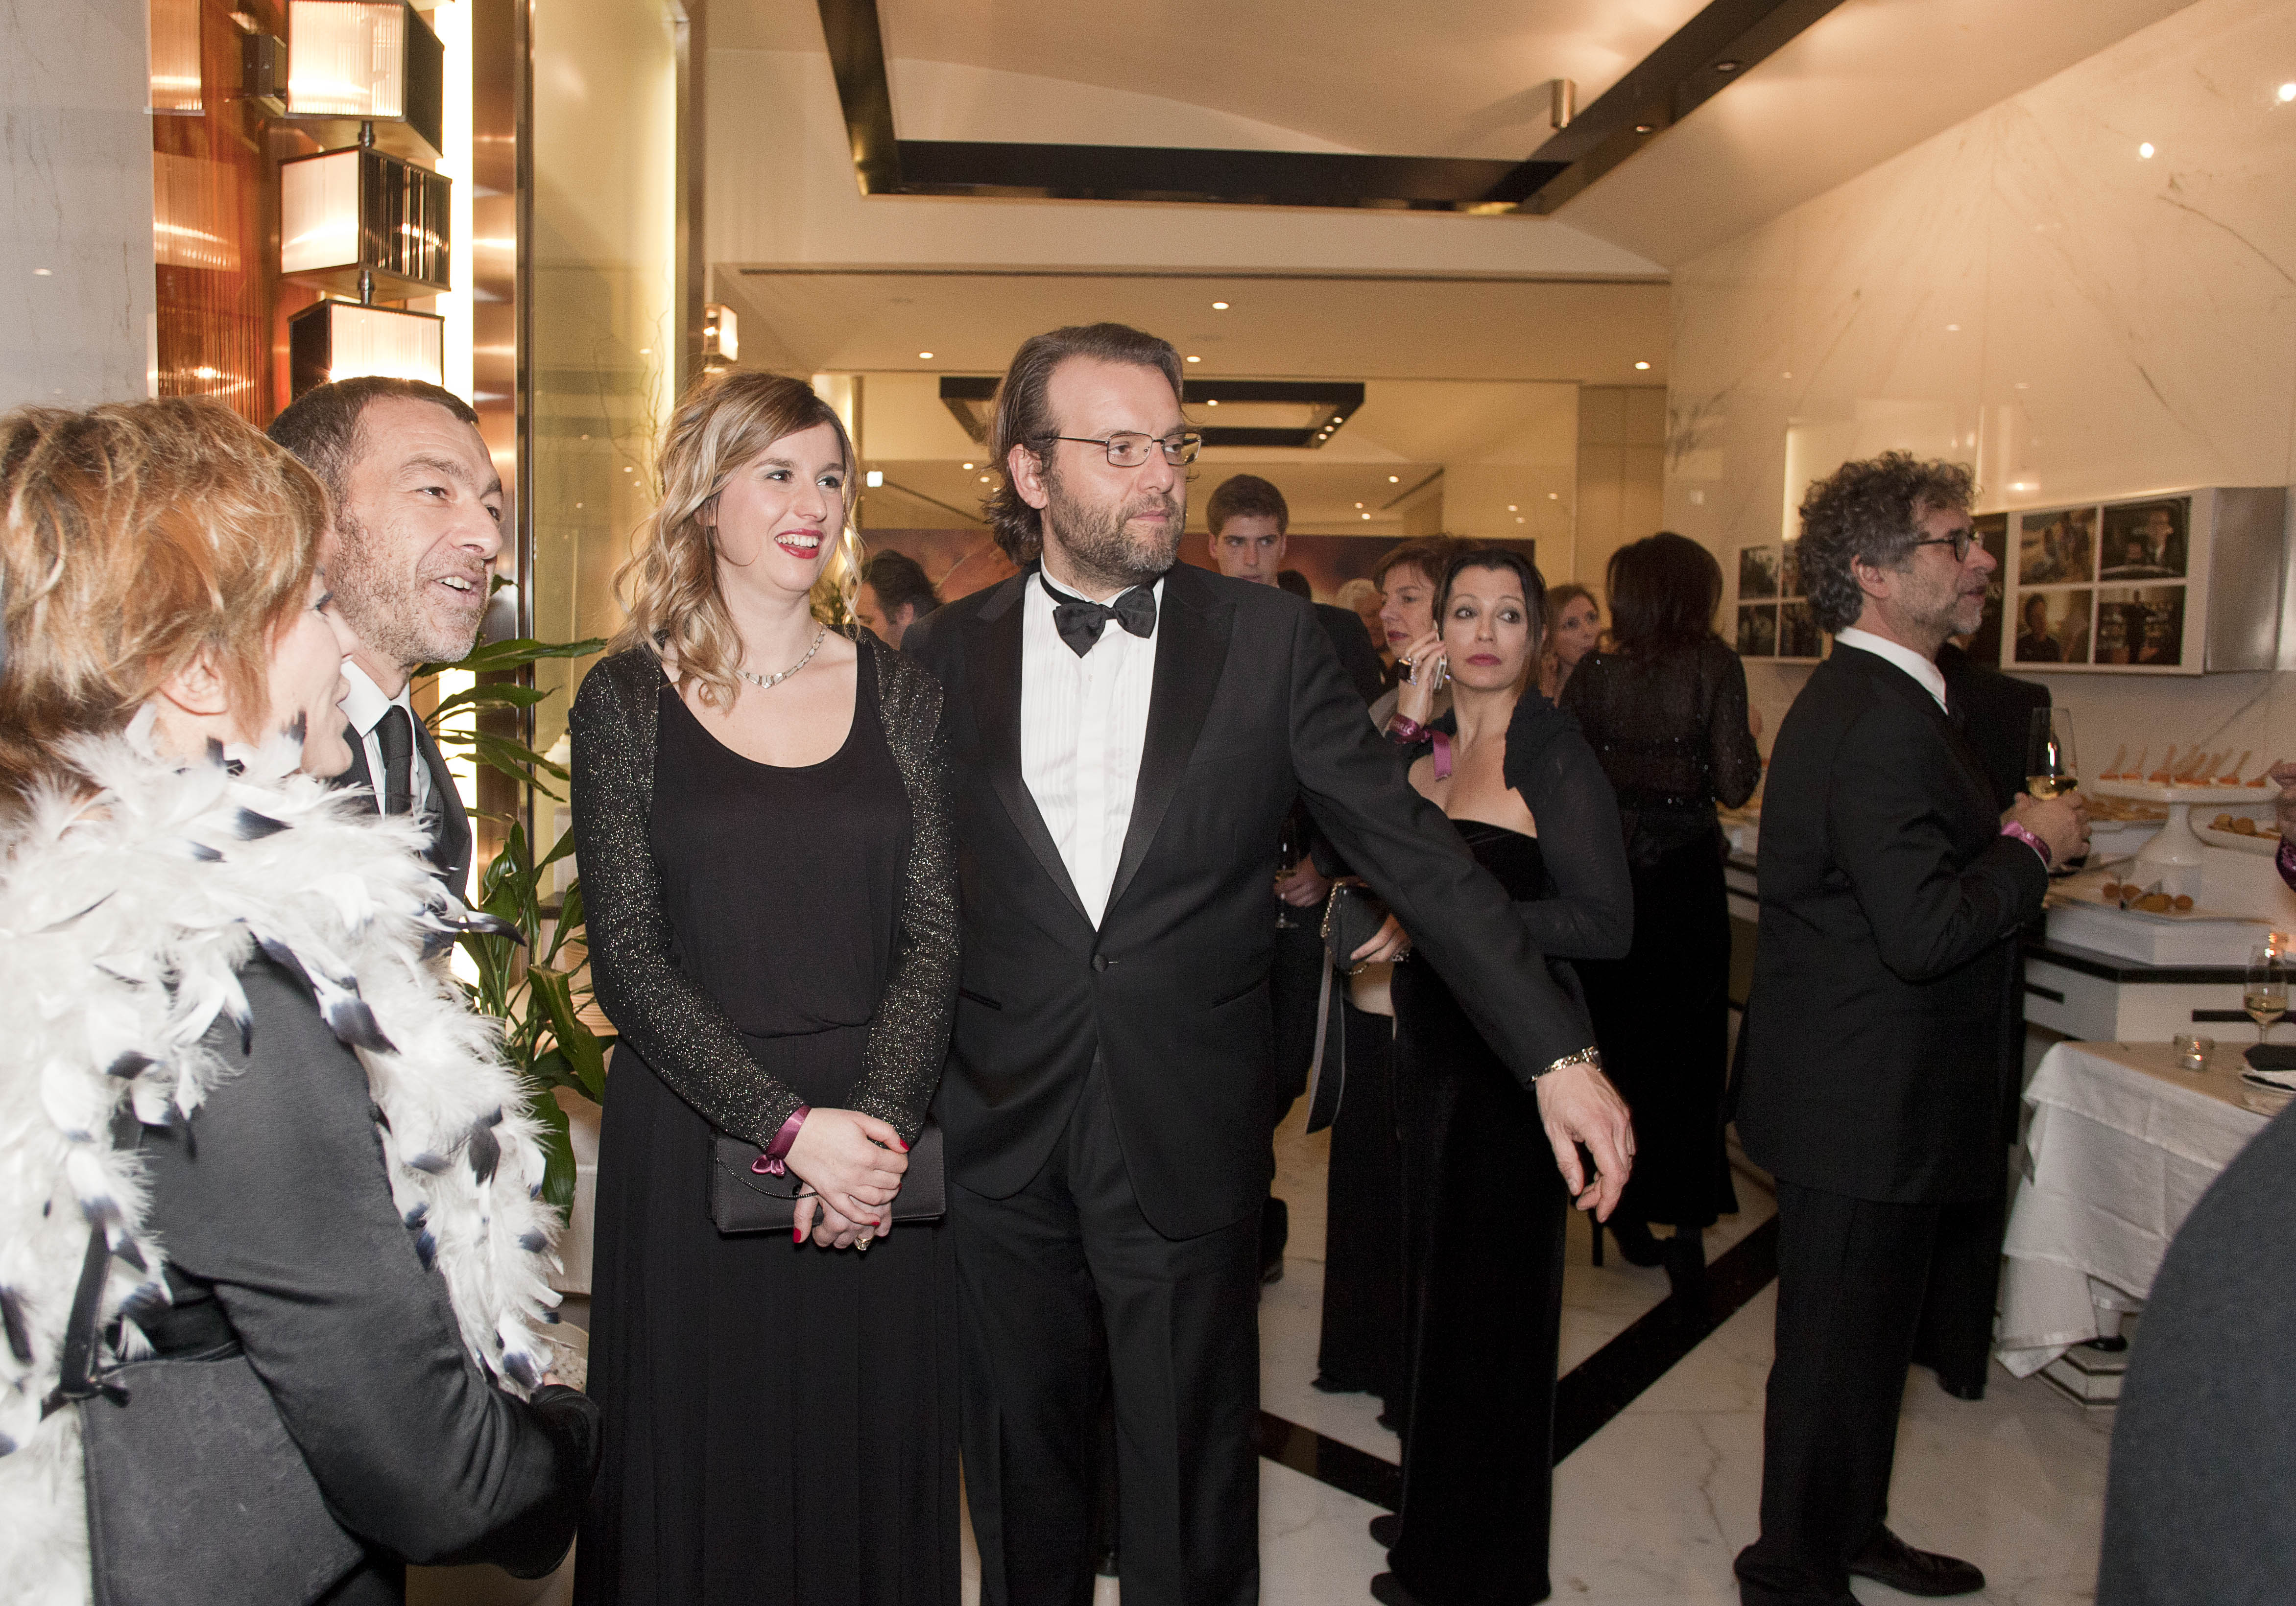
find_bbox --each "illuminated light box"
[704,303,740,363]
[284,0,443,161]
[280,146,450,295]
[289,300,445,397]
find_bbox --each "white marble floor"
[1210,1106,2114,1606]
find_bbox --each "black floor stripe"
[1551,1216,1780,1460]
[1258,1216,1781,1507]
[1255,1408,1403,1511]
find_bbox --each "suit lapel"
[969,576,1093,926]
[1106,567,1231,915]
[412,713,473,887]
[331,721,381,812]
[1838,646,1996,818]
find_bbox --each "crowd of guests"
[0,321,2278,1606]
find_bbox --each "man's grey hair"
[1795,451,1977,634]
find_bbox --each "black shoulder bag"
[55,1222,366,1606]
[1301,883,1393,1135]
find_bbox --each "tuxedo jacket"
[335,713,475,901]
[903,562,1594,1239]
[1734,644,2049,1204]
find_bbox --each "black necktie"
[376,705,415,817]
[1043,574,1157,657]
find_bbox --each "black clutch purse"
[1321,881,1392,971]
[709,1120,947,1235]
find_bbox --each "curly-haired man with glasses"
[1733,452,2086,1606]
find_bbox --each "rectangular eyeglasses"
[1052,432,1203,467]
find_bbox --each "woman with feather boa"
[0,399,600,1605]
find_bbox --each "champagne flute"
[2026,708,2079,801]
[2246,944,2287,1049]
[1274,807,1311,931]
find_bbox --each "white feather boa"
[0,732,563,1606]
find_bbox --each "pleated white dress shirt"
[1020,572,1163,928]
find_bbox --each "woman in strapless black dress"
[569,374,958,1606]
[1367,549,1633,1606]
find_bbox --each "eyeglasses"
[1911,529,1978,563]
[1051,432,1203,468]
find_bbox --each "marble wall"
[1663,0,2296,776]
[0,0,154,409]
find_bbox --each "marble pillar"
[0,0,154,410]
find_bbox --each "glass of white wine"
[2245,943,2287,1048]
[2026,708,2079,801]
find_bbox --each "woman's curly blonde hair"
[613,370,865,709]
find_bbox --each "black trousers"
[953,1062,1262,1606]
[1735,1181,1945,1605]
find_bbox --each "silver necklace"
[737,626,828,690]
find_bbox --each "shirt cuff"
[2001,819,2051,869]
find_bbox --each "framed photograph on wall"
[1735,539,1820,662]
[1736,604,1777,657]
[2016,506,2097,587]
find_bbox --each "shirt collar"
[1834,627,1948,712]
[337,661,409,738]
[1028,567,1165,615]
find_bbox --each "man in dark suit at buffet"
[1733,452,2088,1606]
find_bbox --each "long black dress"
[574,650,960,1606]
[1388,827,1573,1606]
[1563,638,1761,1231]
[1386,698,1632,1605]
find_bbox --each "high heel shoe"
[1606,1217,1666,1267]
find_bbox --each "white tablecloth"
[1996,1039,2273,1376]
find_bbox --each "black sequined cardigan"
[568,636,957,1147]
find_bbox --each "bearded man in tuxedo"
[902,323,1634,1606]
[269,378,500,897]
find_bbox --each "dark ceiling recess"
[940,377,1367,450]
[814,0,1845,214]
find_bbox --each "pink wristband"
[2001,820,2051,868]
[751,1105,811,1176]
[1387,715,1424,745]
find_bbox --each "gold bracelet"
[1536,1045,1602,1080]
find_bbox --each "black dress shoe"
[1369,1572,1431,1606]
[1367,1512,1401,1548]
[1311,1371,1362,1394]
[1848,1529,1985,1597]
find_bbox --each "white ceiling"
[719,270,1671,383]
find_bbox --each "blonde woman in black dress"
[571,372,958,1606]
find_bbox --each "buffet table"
[1996,1039,2278,1379]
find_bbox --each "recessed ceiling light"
[1211,301,1229,310]
[865,470,883,487]
[1633,122,1654,134]
[32,267,52,276]
[962,462,974,470]
[1388,475,1400,483]
[1361,513,1371,521]
[638,347,651,355]
[1634,360,1650,370]
[1355,502,1364,509]
[1780,372,1792,379]
[919,350,935,359]
[1945,323,1960,332]
[1548,493,1558,499]
[1207,399,1220,406]
[979,474,991,483]
[2138,142,2155,159]
[2013,382,2029,391]
[2280,82,2296,102]
[1516,517,1525,524]
[1186,354,1201,363]
[1507,504,1517,512]
[1715,59,1741,72]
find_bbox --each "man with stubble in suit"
[268,378,499,899]
[1733,453,2087,1606]
[902,323,1634,1606]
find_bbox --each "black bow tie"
[1044,575,1157,656]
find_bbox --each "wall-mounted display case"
[2005,487,2284,674]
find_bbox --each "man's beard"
[330,507,487,673]
[1041,462,1184,594]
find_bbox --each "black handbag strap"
[44,1223,129,1417]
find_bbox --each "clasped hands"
[784,1107,909,1250]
